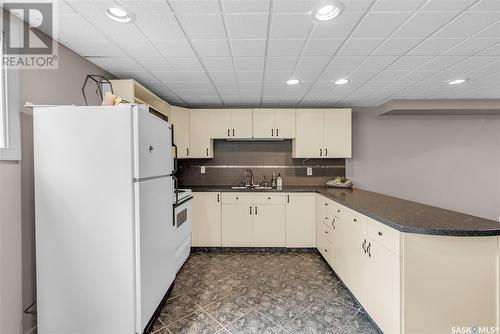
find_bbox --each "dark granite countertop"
[186,186,500,237]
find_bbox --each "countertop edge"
[186,186,500,237]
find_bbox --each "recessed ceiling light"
[313,1,344,21]
[286,78,300,85]
[105,7,134,23]
[448,79,466,85]
[334,78,349,85]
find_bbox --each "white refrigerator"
[33,104,177,334]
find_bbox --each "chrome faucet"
[243,169,254,187]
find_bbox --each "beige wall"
[347,107,500,222]
[15,42,111,333]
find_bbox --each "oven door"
[173,196,193,272]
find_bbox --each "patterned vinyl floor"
[151,251,381,334]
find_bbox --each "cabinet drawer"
[317,233,333,267]
[366,217,400,255]
[253,193,286,204]
[321,221,335,244]
[222,192,253,204]
[331,201,349,221]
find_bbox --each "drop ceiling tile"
[86,57,143,72]
[225,13,269,39]
[64,40,127,57]
[268,39,305,56]
[447,56,498,72]
[292,70,323,81]
[422,0,475,11]
[435,11,500,38]
[302,38,344,56]
[191,40,231,57]
[155,71,183,82]
[214,81,239,89]
[264,71,292,81]
[152,39,196,57]
[119,40,162,58]
[266,57,298,72]
[352,12,412,38]
[472,0,500,11]
[272,0,317,13]
[358,81,392,90]
[237,71,264,81]
[399,70,437,81]
[343,1,376,11]
[221,0,270,13]
[418,56,465,70]
[203,57,234,71]
[372,0,426,11]
[388,56,433,70]
[238,81,263,90]
[372,70,411,81]
[443,38,500,56]
[234,57,265,71]
[355,56,398,72]
[177,14,226,39]
[372,38,423,56]
[137,58,173,71]
[478,42,500,56]
[58,14,107,41]
[117,0,172,13]
[394,12,459,38]
[230,39,266,56]
[337,38,384,55]
[168,58,204,71]
[169,0,220,13]
[475,21,500,38]
[135,14,185,40]
[407,38,462,55]
[178,71,210,81]
[270,13,313,39]
[312,12,365,38]
[349,71,380,81]
[115,71,158,82]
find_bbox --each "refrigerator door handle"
[172,175,179,226]
[171,124,178,174]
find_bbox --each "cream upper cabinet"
[253,109,296,139]
[192,192,222,247]
[294,108,352,158]
[189,109,213,158]
[294,109,324,158]
[254,204,286,247]
[169,106,190,159]
[286,193,316,247]
[324,108,352,158]
[212,109,252,139]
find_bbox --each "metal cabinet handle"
[250,206,252,215]
[325,148,328,156]
[362,239,367,253]
[236,197,239,200]
[186,148,189,156]
[276,128,279,137]
[271,129,274,136]
[367,243,371,257]
[232,129,235,137]
[332,217,336,222]
[287,194,290,203]
[320,148,322,157]
[378,231,383,236]
[324,249,328,252]
[217,194,220,202]
[353,218,358,222]
[206,148,209,156]
[325,230,328,234]
[227,128,230,137]
[331,221,335,229]
[268,197,271,200]
[255,206,258,215]
[337,209,340,213]
[325,203,328,206]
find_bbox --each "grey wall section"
[18,43,111,333]
[346,107,500,222]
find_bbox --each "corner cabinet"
[253,109,295,139]
[170,106,190,159]
[293,108,352,158]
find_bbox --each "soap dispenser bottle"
[277,173,283,190]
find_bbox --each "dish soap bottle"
[276,173,283,190]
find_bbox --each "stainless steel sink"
[230,186,274,191]
[253,186,274,190]
[230,186,251,190]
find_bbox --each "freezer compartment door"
[134,106,174,179]
[135,177,176,333]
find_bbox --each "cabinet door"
[294,109,324,158]
[324,109,352,158]
[286,193,316,247]
[252,109,275,138]
[170,106,190,159]
[365,240,400,334]
[254,204,285,247]
[222,204,253,247]
[192,192,222,247]
[189,109,213,158]
[275,109,295,138]
[211,109,232,139]
[231,109,253,139]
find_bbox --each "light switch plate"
[307,167,312,176]
[201,166,206,174]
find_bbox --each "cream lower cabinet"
[254,204,285,247]
[286,193,316,247]
[222,203,254,246]
[192,192,222,246]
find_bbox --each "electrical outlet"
[201,166,206,174]
[307,167,312,176]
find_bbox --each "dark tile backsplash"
[177,140,345,187]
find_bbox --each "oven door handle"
[175,195,193,208]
